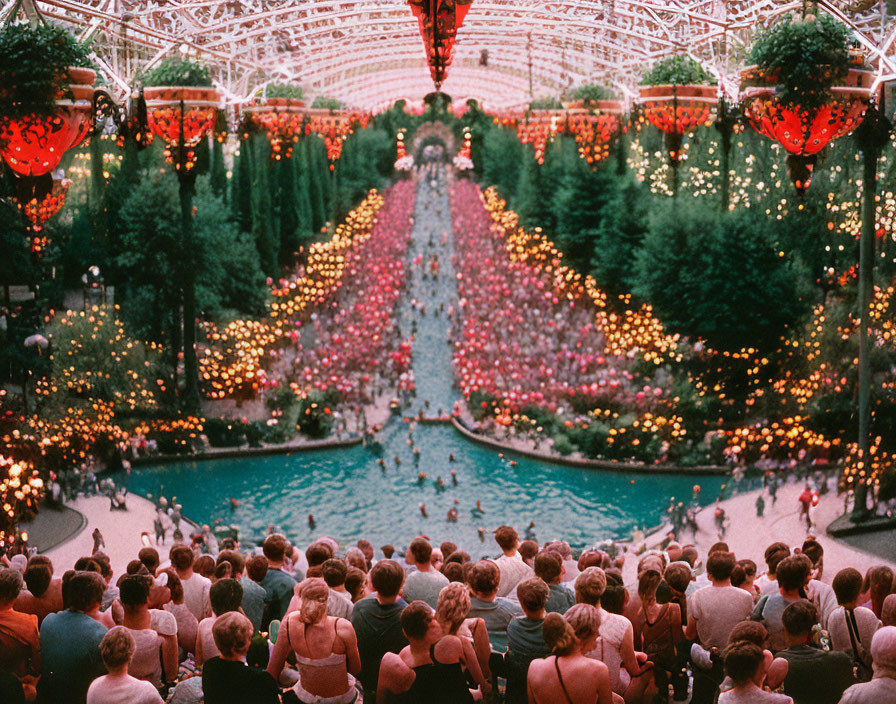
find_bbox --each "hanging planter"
[638,56,717,167]
[741,12,872,193]
[408,0,473,88]
[142,57,219,173]
[0,21,95,254]
[244,83,305,160]
[566,101,624,167]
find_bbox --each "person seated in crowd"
[633,568,681,701]
[0,568,40,701]
[196,578,244,667]
[466,560,522,652]
[376,600,475,703]
[159,568,198,656]
[829,567,881,670]
[306,541,334,577]
[267,578,361,703]
[345,568,369,603]
[716,621,788,696]
[401,538,449,609]
[86,627,163,704]
[535,551,575,616]
[118,574,178,689]
[435,581,490,694]
[860,567,894,620]
[752,555,813,652]
[526,606,615,704]
[494,526,534,600]
[169,546,211,622]
[718,640,793,704]
[755,543,791,597]
[506,577,553,704]
[838,626,896,703]
[138,548,160,576]
[15,558,62,627]
[776,601,854,704]
[216,550,266,633]
[575,566,654,703]
[260,534,297,627]
[350,559,408,699]
[687,551,754,704]
[39,571,108,703]
[203,612,279,704]
[322,559,355,620]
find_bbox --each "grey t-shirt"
[752,594,805,652]
[688,584,754,649]
[402,569,449,608]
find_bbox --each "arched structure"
[3,1,896,110]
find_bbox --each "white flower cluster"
[453,154,474,171]
[394,155,415,171]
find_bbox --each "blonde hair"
[299,577,329,625]
[564,603,601,642]
[436,582,471,634]
[542,612,577,657]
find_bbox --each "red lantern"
[19,173,72,238]
[638,84,717,165]
[408,0,473,87]
[0,67,96,177]
[566,101,624,167]
[143,86,219,172]
[245,97,305,160]
[741,66,873,193]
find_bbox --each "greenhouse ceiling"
[4,1,896,110]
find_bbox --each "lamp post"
[851,103,891,520]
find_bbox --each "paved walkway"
[42,494,175,579]
[635,476,896,584]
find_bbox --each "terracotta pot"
[250,97,305,110]
[143,86,220,107]
[638,84,718,103]
[740,66,873,95]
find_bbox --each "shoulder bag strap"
[554,657,575,704]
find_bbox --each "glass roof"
[4,1,895,109]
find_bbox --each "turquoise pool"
[127,423,723,553]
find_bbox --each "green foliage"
[203,417,247,447]
[297,390,337,438]
[529,97,563,110]
[592,177,650,298]
[331,127,391,222]
[749,13,853,111]
[563,84,615,103]
[0,23,92,120]
[142,57,212,87]
[193,176,268,317]
[634,205,809,352]
[258,83,304,100]
[553,156,617,271]
[311,95,344,110]
[641,55,716,86]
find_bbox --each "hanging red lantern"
[408,0,473,88]
[18,173,72,237]
[741,66,873,193]
[143,86,219,172]
[638,84,717,165]
[0,67,96,177]
[245,97,305,160]
[565,101,624,167]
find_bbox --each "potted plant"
[141,56,219,162]
[562,84,617,111]
[638,55,717,169]
[246,83,305,160]
[740,10,872,191]
[0,22,95,178]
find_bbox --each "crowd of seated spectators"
[1,523,896,704]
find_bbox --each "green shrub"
[564,84,615,103]
[529,97,563,110]
[296,390,337,438]
[142,57,212,87]
[641,56,716,86]
[259,83,304,100]
[311,95,344,110]
[552,434,575,456]
[0,23,93,120]
[748,13,853,111]
[203,418,246,447]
